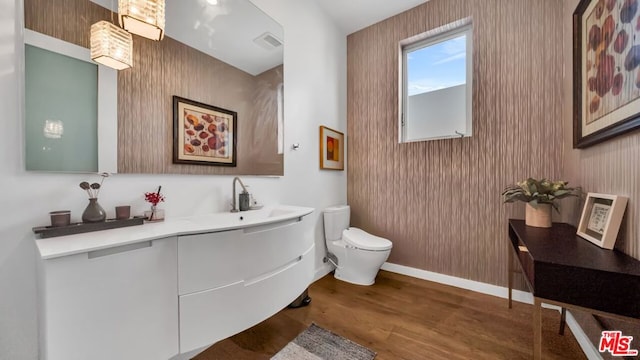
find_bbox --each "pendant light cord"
[110,0,115,25]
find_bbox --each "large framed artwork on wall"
[573,0,640,148]
[173,96,237,167]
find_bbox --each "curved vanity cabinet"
[37,237,179,360]
[178,218,313,354]
[35,205,314,360]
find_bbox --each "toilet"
[323,205,392,285]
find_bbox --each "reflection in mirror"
[172,0,286,157]
[24,30,118,173]
[24,0,284,175]
[25,43,97,171]
[166,0,283,77]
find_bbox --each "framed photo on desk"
[577,193,628,249]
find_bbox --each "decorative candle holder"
[115,205,131,220]
[49,210,71,227]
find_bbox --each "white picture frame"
[577,193,628,250]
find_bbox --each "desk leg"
[508,243,513,309]
[559,307,566,335]
[533,297,542,360]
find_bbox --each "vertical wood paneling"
[347,0,565,286]
[25,0,283,176]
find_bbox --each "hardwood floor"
[195,270,587,359]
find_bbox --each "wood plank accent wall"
[25,0,283,176]
[347,0,565,286]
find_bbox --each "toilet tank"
[323,205,350,242]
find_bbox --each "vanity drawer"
[515,240,535,289]
[178,245,313,353]
[177,218,308,295]
[178,229,244,295]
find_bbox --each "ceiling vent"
[253,32,282,50]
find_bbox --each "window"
[400,19,472,143]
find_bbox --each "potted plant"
[501,178,580,228]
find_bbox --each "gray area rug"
[271,323,376,360]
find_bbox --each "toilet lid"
[342,228,392,251]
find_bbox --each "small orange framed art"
[319,126,344,170]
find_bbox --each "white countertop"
[36,205,314,260]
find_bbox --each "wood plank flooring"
[195,270,587,359]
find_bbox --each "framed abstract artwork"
[173,96,237,166]
[319,126,344,170]
[577,192,628,249]
[573,0,640,148]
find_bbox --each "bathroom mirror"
[24,0,284,175]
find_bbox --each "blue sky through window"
[407,34,466,96]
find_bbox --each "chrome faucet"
[231,177,249,212]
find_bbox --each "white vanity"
[35,205,315,360]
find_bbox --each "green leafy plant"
[501,178,580,211]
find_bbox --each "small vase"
[525,203,552,228]
[144,205,165,222]
[82,198,106,223]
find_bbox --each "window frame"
[399,19,473,143]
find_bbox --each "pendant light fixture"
[90,20,133,70]
[118,0,165,41]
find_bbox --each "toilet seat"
[342,228,392,251]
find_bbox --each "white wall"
[251,0,347,279]
[406,84,467,141]
[0,0,346,358]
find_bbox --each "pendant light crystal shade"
[90,21,133,70]
[118,0,165,41]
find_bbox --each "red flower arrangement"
[145,186,165,207]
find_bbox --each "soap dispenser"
[239,190,250,211]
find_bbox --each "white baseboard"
[381,262,601,360]
[565,311,603,360]
[380,262,534,304]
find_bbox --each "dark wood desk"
[507,219,640,359]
